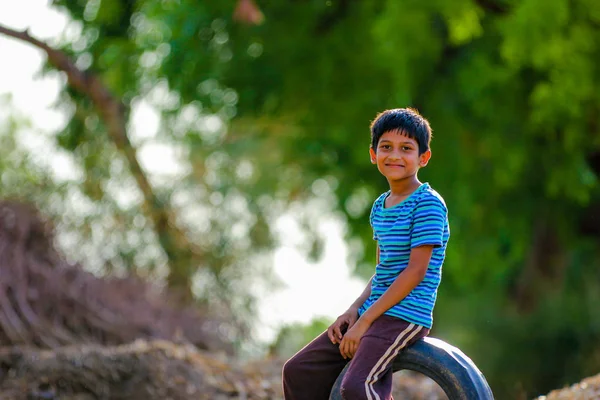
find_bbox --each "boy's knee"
[282,356,301,380]
[340,377,368,400]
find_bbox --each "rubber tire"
[329,337,494,400]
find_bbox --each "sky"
[0,0,367,346]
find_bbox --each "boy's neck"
[388,177,422,196]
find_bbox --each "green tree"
[2,0,600,397]
[221,2,600,396]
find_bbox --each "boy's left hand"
[339,319,371,359]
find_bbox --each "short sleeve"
[410,196,447,248]
[369,199,379,241]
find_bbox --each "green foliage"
[5,0,599,397]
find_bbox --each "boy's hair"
[370,108,432,155]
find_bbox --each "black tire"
[329,337,494,400]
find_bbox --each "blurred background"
[0,0,599,399]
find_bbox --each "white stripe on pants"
[364,323,423,400]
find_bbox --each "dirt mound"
[0,200,227,352]
[0,339,282,399]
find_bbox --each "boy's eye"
[402,146,412,151]
[380,144,391,149]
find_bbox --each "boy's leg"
[339,316,429,400]
[283,331,348,400]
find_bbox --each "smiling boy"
[282,108,450,400]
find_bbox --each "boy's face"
[369,129,431,182]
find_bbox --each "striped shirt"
[358,183,450,329]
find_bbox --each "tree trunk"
[0,24,197,301]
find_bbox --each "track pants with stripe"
[282,315,429,400]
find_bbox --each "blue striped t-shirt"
[358,183,450,329]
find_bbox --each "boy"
[282,108,450,400]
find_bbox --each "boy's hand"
[327,308,359,344]
[339,319,370,359]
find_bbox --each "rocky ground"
[534,374,600,400]
[392,370,447,399]
[0,339,269,400]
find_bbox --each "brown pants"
[282,315,429,400]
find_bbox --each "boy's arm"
[328,274,373,344]
[349,275,373,310]
[358,244,432,325]
[338,245,433,358]
[327,246,379,344]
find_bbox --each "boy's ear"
[369,147,377,164]
[419,149,432,167]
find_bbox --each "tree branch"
[0,24,196,300]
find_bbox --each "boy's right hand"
[327,307,359,344]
